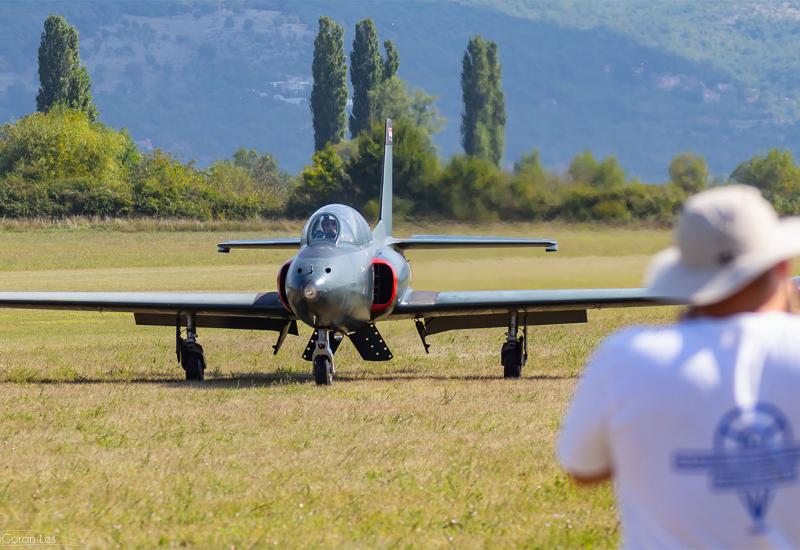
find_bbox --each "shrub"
[0,107,138,186]
[0,176,52,217]
[730,149,800,214]
[130,150,210,219]
[47,177,132,217]
[435,155,509,222]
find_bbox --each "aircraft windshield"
[309,214,341,242]
[303,205,372,246]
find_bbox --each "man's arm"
[568,469,612,485]
[557,334,621,485]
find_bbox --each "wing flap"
[135,314,298,333]
[423,310,587,335]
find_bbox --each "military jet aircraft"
[0,121,656,384]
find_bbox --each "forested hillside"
[1,0,799,180]
[468,0,800,122]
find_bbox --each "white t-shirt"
[558,312,800,549]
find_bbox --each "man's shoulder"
[594,324,683,362]
[744,311,800,332]
[594,313,800,366]
[742,312,800,351]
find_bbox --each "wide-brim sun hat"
[645,185,800,306]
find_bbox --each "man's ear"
[776,260,792,278]
[776,260,800,311]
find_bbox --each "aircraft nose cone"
[287,273,332,323]
[284,247,373,330]
[303,283,319,302]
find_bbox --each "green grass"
[0,222,676,548]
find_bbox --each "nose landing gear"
[176,314,206,381]
[311,328,336,385]
[501,312,527,378]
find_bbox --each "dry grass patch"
[0,224,676,547]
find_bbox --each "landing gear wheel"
[313,355,333,385]
[502,337,524,379]
[181,342,206,381]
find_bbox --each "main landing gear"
[176,314,206,381]
[501,312,527,378]
[311,328,336,385]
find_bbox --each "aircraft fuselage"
[284,237,410,332]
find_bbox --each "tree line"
[0,106,290,219]
[311,17,505,166]
[0,14,797,223]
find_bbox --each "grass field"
[0,221,677,548]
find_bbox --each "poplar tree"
[485,41,505,166]
[460,36,505,165]
[349,19,383,138]
[311,16,348,151]
[36,15,98,121]
[383,40,399,80]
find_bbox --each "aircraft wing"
[0,291,296,332]
[394,288,658,315]
[217,238,301,252]
[392,288,669,335]
[391,235,558,251]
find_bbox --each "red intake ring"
[370,258,397,314]
[277,259,293,313]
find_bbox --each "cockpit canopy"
[302,204,372,247]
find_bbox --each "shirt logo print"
[673,403,800,533]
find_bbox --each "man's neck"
[688,280,788,319]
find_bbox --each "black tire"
[502,340,522,379]
[313,355,333,385]
[181,343,205,381]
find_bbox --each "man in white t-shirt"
[558,185,800,548]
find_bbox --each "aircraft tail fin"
[377,119,393,238]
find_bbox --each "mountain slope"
[0,0,797,181]
[461,0,800,121]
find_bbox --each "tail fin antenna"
[378,119,393,237]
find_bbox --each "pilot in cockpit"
[312,215,339,241]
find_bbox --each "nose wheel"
[311,328,336,385]
[313,355,333,385]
